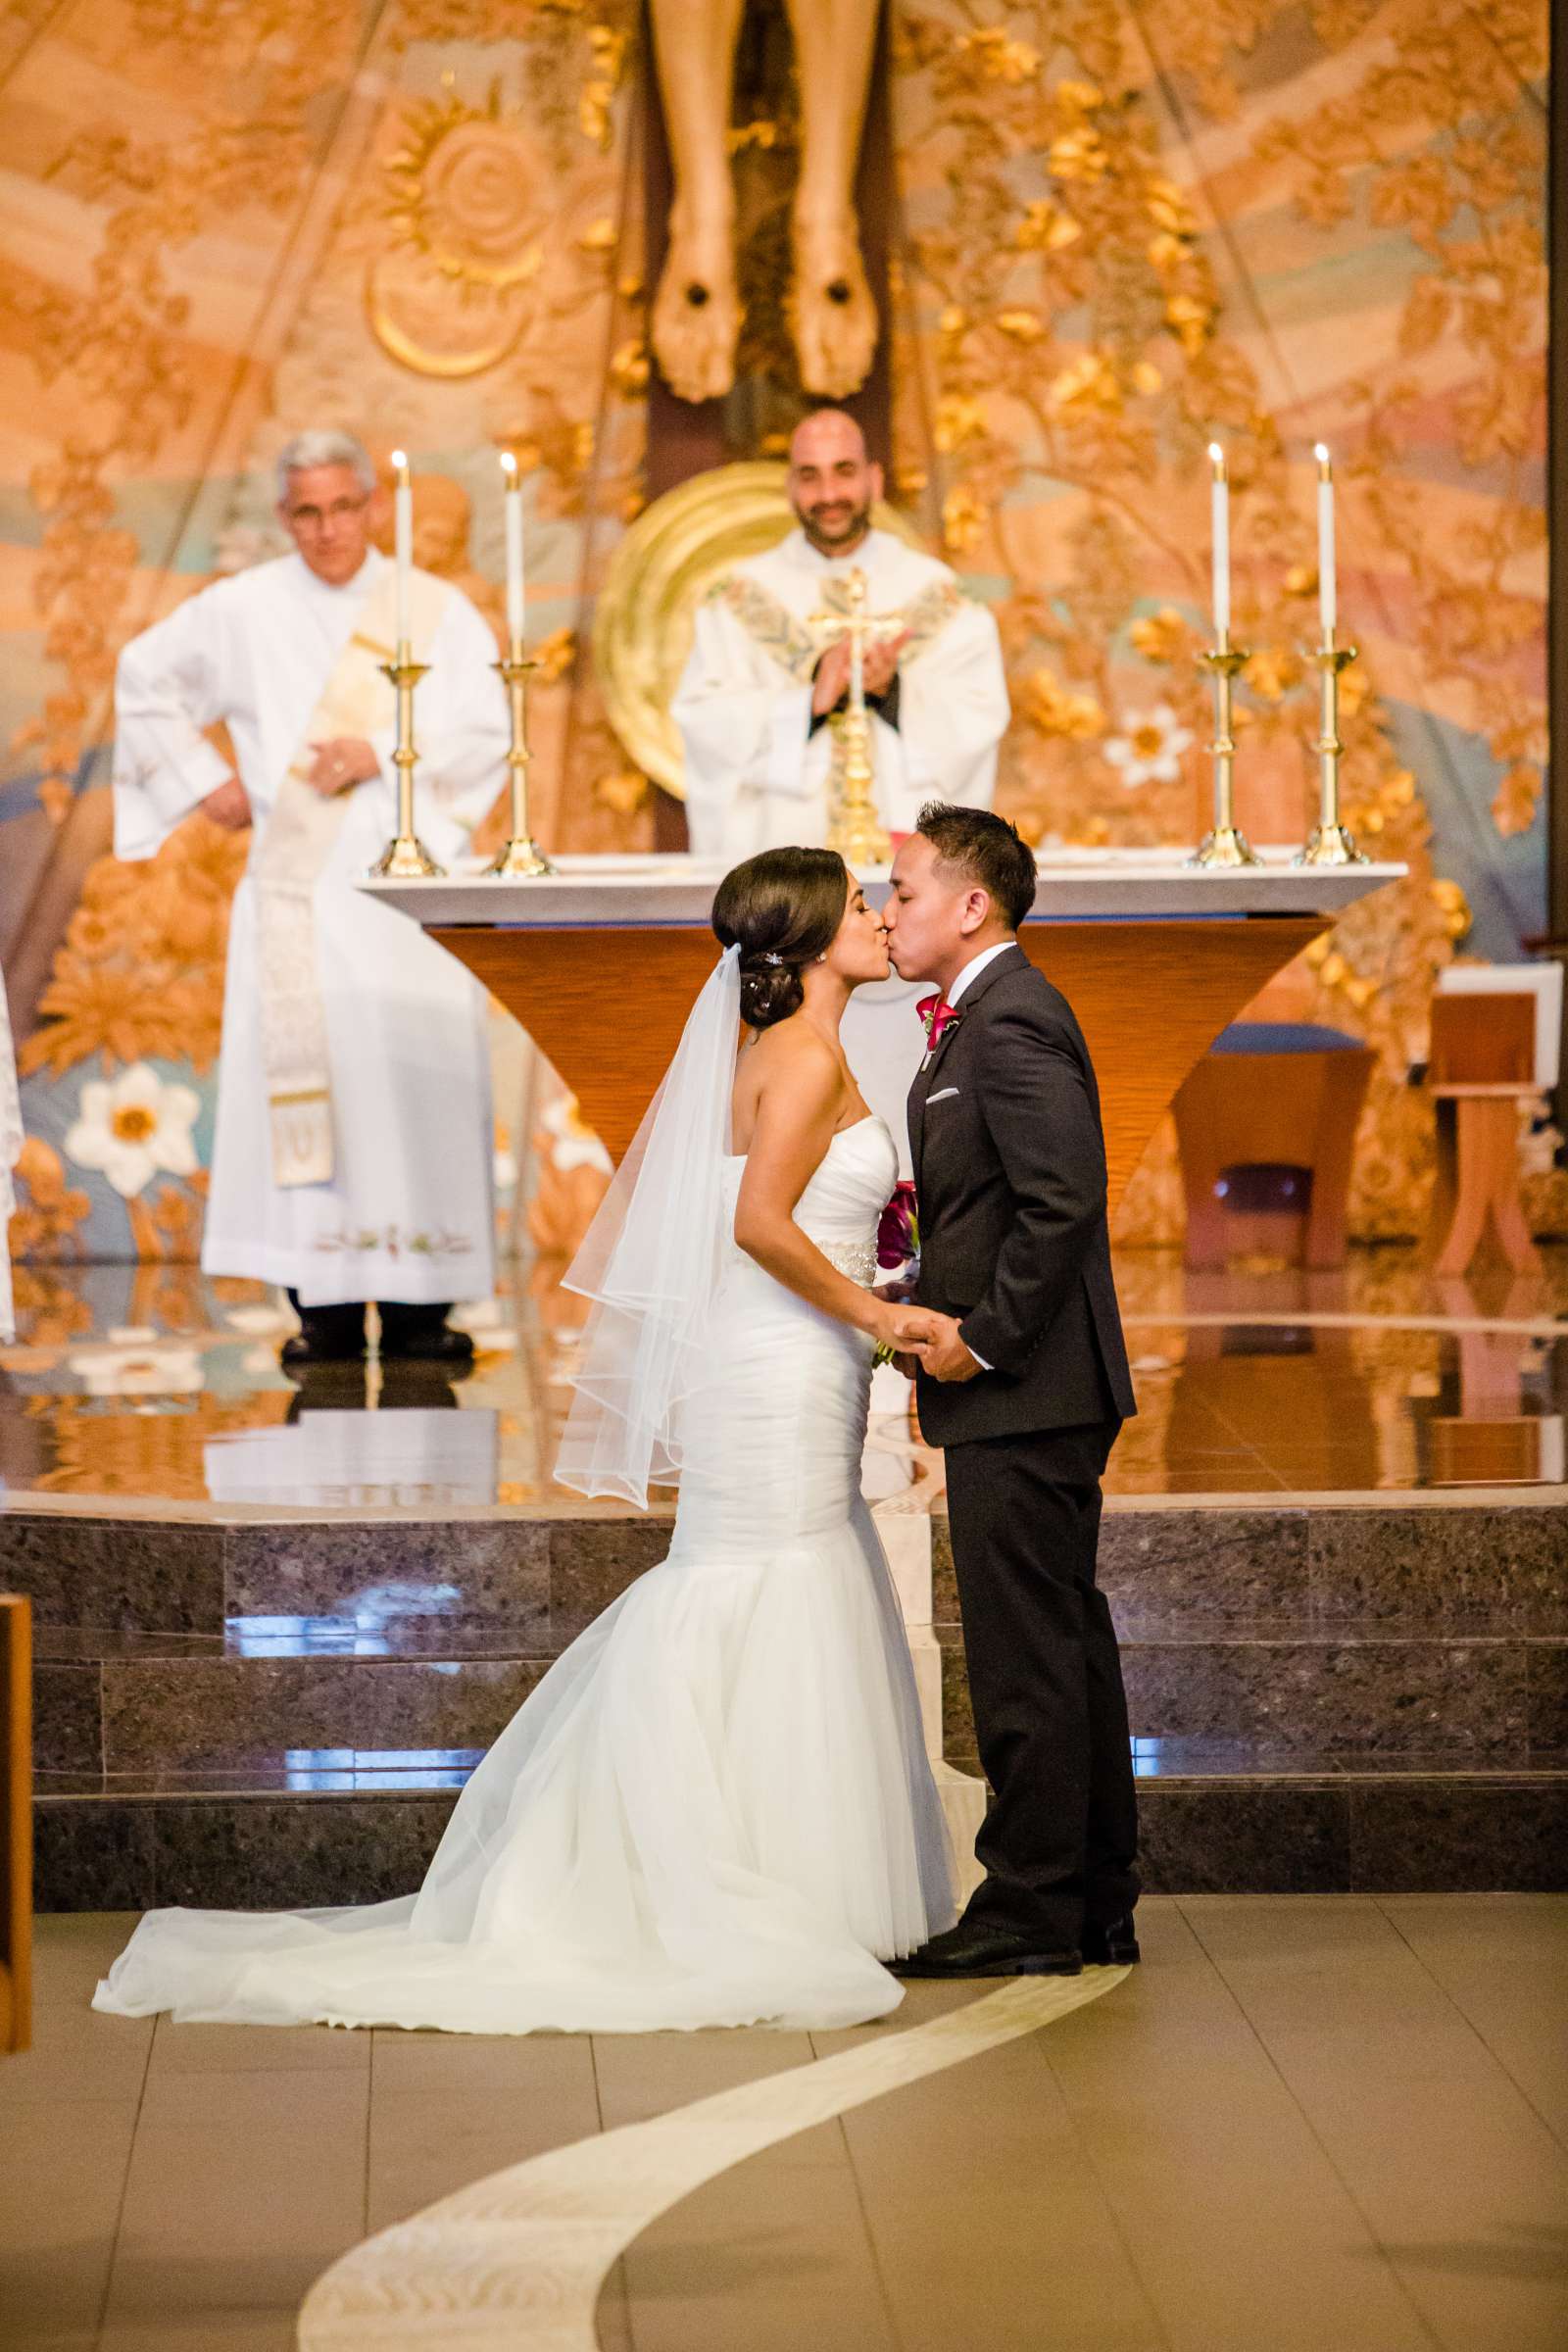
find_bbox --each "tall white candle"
[391,449,413,651]
[1207,442,1230,644]
[501,451,525,649]
[1314,442,1337,643]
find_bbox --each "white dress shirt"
[945,939,1015,1009]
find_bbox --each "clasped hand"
[870,1296,983,1385]
[810,629,911,717]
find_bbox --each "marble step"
[35,1758,1567,1910]
[33,1617,1568,1781]
[939,1633,1568,1772]
[22,1492,1568,1905]
[6,1494,1564,1640]
[2,1510,671,1638]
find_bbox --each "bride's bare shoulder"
[746,1018,839,1084]
[737,1020,842,1135]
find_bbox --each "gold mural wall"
[0,0,1552,1267]
[885,0,1549,1242]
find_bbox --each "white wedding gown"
[94,1115,956,2034]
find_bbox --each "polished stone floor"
[3,1245,1565,1510]
[4,1897,1564,2350]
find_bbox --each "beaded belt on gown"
[815,1238,878,1288]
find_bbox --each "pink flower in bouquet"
[876,1180,919,1270]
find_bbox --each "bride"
[94,847,957,2034]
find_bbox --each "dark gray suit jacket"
[908,941,1136,1447]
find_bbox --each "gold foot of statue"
[652,214,743,403]
[790,208,877,397]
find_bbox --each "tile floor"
[4,1897,1564,2350]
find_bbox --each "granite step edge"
[34,1769,1568,1907]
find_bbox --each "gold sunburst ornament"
[368,78,543,379]
[593,462,923,797]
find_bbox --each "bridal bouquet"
[872,1181,919,1369]
[876,1180,919,1275]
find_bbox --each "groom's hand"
[923,1314,984,1384]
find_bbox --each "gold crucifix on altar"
[808,569,906,866]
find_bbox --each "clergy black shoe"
[281,1313,368,1366]
[897,1920,1082,1980]
[1082,1914,1141,1967]
[376,1301,475,1364]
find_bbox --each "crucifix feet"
[651,205,743,403]
[790,205,877,398]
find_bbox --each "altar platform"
[6,1246,1564,1913]
[363,848,1405,1170]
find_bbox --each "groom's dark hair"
[916,803,1037,930]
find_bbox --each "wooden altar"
[363,853,1402,1213]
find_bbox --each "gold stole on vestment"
[711,570,964,678]
[252,564,449,1189]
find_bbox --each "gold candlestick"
[1189,643,1260,868]
[809,569,899,867]
[827,704,890,867]
[369,647,444,879]
[1296,642,1368,866]
[486,643,554,878]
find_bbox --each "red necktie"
[917,993,959,1050]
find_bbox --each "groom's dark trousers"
[910,942,1140,1953]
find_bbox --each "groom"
[883,803,1141,1977]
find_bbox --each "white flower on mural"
[67,1342,205,1397]
[65,1063,200,1199]
[1103,704,1194,789]
[541,1093,612,1177]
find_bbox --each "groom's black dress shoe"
[1082,1913,1141,1967]
[897,1920,1083,1979]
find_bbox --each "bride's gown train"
[94,1116,956,2034]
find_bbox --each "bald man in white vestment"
[673,411,1011,1165]
[672,411,1009,860]
[113,431,509,1365]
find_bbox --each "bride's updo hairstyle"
[711,846,849,1030]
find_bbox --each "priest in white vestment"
[113,430,508,1366]
[672,408,1009,860]
[673,409,1011,1168]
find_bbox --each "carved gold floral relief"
[369,80,546,378]
[890,0,1542,1240]
[19,817,245,1082]
[4,0,367,855]
[1245,0,1548,840]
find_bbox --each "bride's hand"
[869,1299,937,1353]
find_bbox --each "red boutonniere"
[916,994,961,1050]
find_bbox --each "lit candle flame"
[1207,441,1225,479]
[1314,442,1331,477]
[391,448,409,480]
[500,451,517,479]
